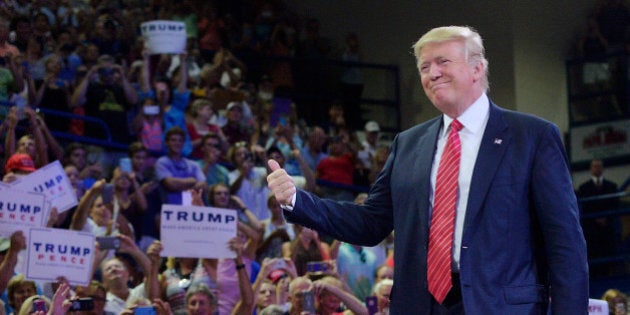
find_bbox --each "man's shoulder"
[491,103,555,130]
[155,156,170,165]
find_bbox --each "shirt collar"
[441,93,490,137]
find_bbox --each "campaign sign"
[0,189,47,237]
[141,20,186,54]
[11,160,78,212]
[161,204,237,258]
[26,228,94,285]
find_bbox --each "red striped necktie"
[427,119,463,304]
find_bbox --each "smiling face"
[10,282,36,310]
[418,40,484,117]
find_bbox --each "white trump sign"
[26,228,95,285]
[141,20,187,54]
[0,189,48,237]
[161,204,237,258]
[11,160,77,212]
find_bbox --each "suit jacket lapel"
[414,117,442,232]
[462,102,510,239]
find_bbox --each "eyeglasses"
[234,141,248,148]
[214,191,229,196]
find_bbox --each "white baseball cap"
[365,121,380,132]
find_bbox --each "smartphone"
[143,105,160,115]
[101,183,114,204]
[119,157,132,173]
[51,281,61,294]
[96,236,120,250]
[301,290,315,313]
[134,306,156,315]
[270,259,287,271]
[306,261,328,273]
[69,298,94,311]
[32,299,47,313]
[278,116,288,126]
[366,296,378,315]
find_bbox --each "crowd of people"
[0,1,629,315]
[0,1,394,315]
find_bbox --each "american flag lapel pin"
[494,138,502,145]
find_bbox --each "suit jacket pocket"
[503,285,547,304]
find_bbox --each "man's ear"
[471,61,484,82]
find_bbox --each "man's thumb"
[268,159,281,172]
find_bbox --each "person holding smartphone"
[30,53,71,133]
[69,179,134,240]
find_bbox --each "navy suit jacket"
[284,102,589,314]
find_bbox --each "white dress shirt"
[430,93,489,271]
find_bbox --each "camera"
[101,183,114,204]
[98,67,114,76]
[32,299,47,313]
[96,236,120,250]
[134,306,156,315]
[306,261,328,273]
[119,157,132,173]
[143,105,160,115]
[366,296,378,315]
[301,291,315,313]
[69,298,94,311]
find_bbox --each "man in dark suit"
[267,26,588,314]
[577,158,619,276]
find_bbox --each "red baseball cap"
[5,153,36,173]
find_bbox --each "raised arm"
[69,179,106,230]
[0,231,26,294]
[70,65,98,108]
[144,240,163,300]
[229,236,255,315]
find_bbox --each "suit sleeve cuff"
[280,193,297,211]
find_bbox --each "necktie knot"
[450,119,463,133]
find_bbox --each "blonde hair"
[17,295,51,315]
[190,98,214,117]
[412,26,489,91]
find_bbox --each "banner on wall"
[570,119,630,164]
[141,20,187,54]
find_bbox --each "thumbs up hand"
[267,159,297,207]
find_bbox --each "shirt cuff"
[280,193,297,211]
